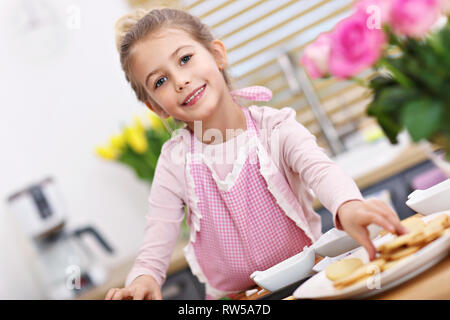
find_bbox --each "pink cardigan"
[125,105,363,287]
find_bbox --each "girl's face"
[130,28,229,124]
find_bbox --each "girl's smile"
[182,84,206,107]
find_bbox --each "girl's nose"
[176,80,190,92]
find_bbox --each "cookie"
[402,216,426,233]
[377,230,421,253]
[325,258,364,281]
[407,216,449,246]
[427,214,449,229]
[382,245,421,261]
[333,258,385,290]
[379,216,425,237]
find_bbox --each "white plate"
[406,179,450,215]
[293,211,450,300]
[250,246,315,292]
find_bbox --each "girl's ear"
[145,100,170,119]
[144,100,155,112]
[211,39,228,70]
[145,100,156,113]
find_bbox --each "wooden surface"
[369,256,450,300]
[77,144,432,300]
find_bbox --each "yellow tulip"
[95,145,119,160]
[148,111,164,132]
[124,125,148,154]
[109,133,126,150]
[133,116,145,133]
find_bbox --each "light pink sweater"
[125,105,363,287]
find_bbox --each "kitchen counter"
[78,143,432,300]
[368,255,450,299]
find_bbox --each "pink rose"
[329,10,386,79]
[300,33,332,79]
[390,0,441,38]
[355,0,392,27]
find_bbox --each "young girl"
[106,7,407,300]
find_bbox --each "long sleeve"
[125,139,186,287]
[276,107,364,229]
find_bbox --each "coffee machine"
[6,176,115,299]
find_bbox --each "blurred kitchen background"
[0,0,448,300]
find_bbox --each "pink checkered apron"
[183,86,314,299]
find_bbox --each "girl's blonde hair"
[114,7,233,106]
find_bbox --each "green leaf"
[401,99,444,142]
[429,25,450,69]
[376,86,417,113]
[376,113,402,144]
[402,55,443,94]
[376,58,415,89]
[366,83,417,144]
[367,99,402,144]
[368,75,396,92]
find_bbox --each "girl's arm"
[125,203,185,288]
[125,140,186,288]
[274,108,406,259]
[275,108,363,227]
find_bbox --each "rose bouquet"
[300,0,450,159]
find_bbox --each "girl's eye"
[155,76,167,89]
[180,55,192,65]
[153,55,191,89]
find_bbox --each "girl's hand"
[105,274,162,300]
[337,199,408,260]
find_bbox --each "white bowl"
[312,224,381,257]
[406,179,450,215]
[249,246,315,292]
